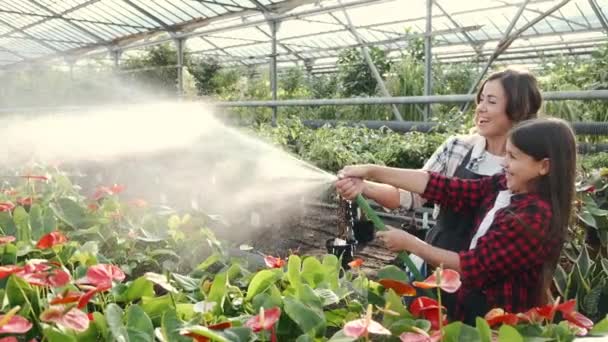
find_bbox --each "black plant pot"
[353,220,375,244]
[326,238,357,269]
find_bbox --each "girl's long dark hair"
[509,118,577,304]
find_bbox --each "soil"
[249,204,400,277]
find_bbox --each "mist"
[0,101,337,241]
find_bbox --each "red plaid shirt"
[422,172,559,317]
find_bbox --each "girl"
[336,118,576,323]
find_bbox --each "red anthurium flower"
[87,313,95,321]
[409,297,442,317]
[0,265,22,280]
[413,269,461,293]
[0,236,15,245]
[16,197,33,206]
[110,184,125,194]
[77,288,100,309]
[263,256,285,269]
[245,307,281,332]
[409,296,447,330]
[348,258,364,268]
[563,310,593,330]
[79,264,126,290]
[36,231,68,249]
[484,308,519,327]
[566,321,589,336]
[92,184,125,200]
[379,279,417,296]
[0,306,33,334]
[20,175,48,181]
[40,306,89,332]
[0,202,15,212]
[50,292,82,305]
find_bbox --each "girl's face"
[502,139,549,194]
[475,80,513,138]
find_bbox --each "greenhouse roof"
[0,0,606,71]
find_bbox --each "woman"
[337,67,542,313]
[338,118,576,323]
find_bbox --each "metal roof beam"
[0,0,101,41]
[588,0,608,34]
[194,0,257,11]
[0,17,62,52]
[434,0,482,54]
[121,0,176,34]
[26,0,106,43]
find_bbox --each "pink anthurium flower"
[20,175,48,181]
[263,255,286,269]
[400,328,442,342]
[0,202,15,212]
[0,236,15,245]
[36,231,68,249]
[0,265,22,280]
[14,261,71,288]
[413,269,461,293]
[40,306,89,332]
[0,306,33,334]
[245,307,281,332]
[78,264,126,290]
[343,304,391,339]
[92,184,125,200]
[16,197,33,206]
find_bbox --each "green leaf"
[42,209,57,235]
[590,315,608,335]
[284,297,326,337]
[553,264,568,298]
[105,303,129,342]
[498,325,523,342]
[578,210,597,228]
[208,271,228,311]
[315,289,339,307]
[28,204,44,240]
[51,197,87,229]
[377,265,409,283]
[301,257,324,287]
[296,334,314,342]
[602,258,608,276]
[476,317,492,342]
[246,269,281,301]
[13,206,30,242]
[297,283,323,308]
[327,329,357,342]
[0,211,16,236]
[44,327,78,342]
[321,254,340,290]
[172,273,199,292]
[1,243,17,264]
[120,277,155,303]
[583,282,603,316]
[161,310,190,342]
[126,304,154,342]
[144,272,178,293]
[287,254,302,287]
[6,275,32,309]
[92,312,109,340]
[181,326,229,342]
[577,243,592,277]
[142,295,178,323]
[221,327,254,342]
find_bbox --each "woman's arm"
[377,227,461,271]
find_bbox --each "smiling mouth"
[478,118,489,124]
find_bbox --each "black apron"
[423,149,489,323]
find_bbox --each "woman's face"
[475,80,513,138]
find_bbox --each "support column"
[270,20,278,126]
[337,0,403,120]
[423,0,432,121]
[175,38,185,98]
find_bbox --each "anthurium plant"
[0,168,606,341]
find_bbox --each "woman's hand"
[335,177,365,200]
[376,226,421,253]
[337,165,374,179]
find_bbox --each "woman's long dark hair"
[509,118,577,304]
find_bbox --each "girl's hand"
[376,226,420,252]
[337,165,373,179]
[335,177,364,200]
